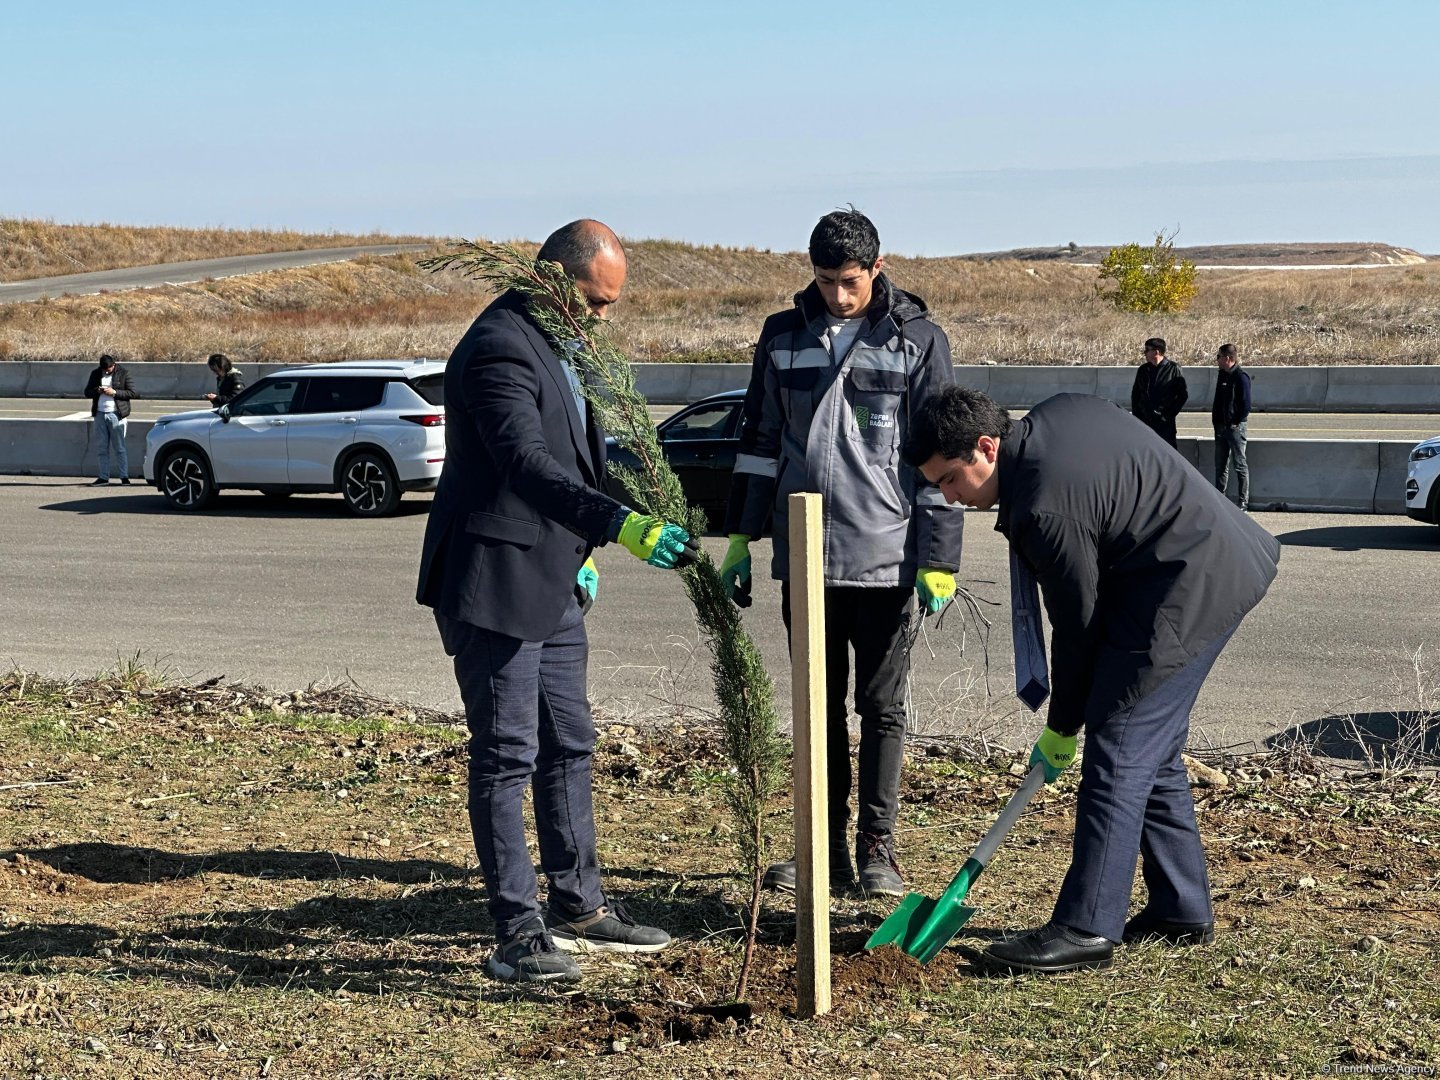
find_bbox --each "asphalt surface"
[1,399,1435,442]
[0,245,431,304]
[3,476,1436,754]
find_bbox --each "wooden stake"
[789,492,831,1018]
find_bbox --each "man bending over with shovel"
[902,387,1281,974]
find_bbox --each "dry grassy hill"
[1,222,1438,365]
[0,219,430,283]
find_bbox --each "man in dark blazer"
[1130,337,1188,447]
[83,353,137,485]
[903,387,1281,974]
[417,219,697,985]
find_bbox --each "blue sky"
[4,1,1438,254]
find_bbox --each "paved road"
[0,245,431,304]
[3,476,1436,754]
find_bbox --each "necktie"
[1010,546,1050,712]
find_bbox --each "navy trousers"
[1052,625,1237,942]
[436,604,605,942]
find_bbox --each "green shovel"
[865,761,1047,963]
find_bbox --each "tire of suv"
[341,450,400,517]
[159,447,216,511]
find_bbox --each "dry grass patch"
[0,219,431,283]
[5,237,1438,367]
[2,666,1436,1078]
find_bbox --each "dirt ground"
[1,668,1436,1078]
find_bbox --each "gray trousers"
[1214,422,1249,510]
[94,413,128,480]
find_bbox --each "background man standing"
[720,207,964,898]
[1130,337,1188,447]
[416,219,697,985]
[904,387,1280,974]
[83,353,136,485]
[1212,343,1252,510]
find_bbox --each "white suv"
[143,360,446,516]
[1406,436,1440,526]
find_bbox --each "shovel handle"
[970,762,1047,869]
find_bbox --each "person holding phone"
[204,353,244,406]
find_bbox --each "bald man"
[418,219,696,984]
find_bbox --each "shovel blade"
[864,857,985,964]
[864,892,979,964]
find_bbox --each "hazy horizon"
[5,3,1438,257]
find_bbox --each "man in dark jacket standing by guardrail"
[1130,337,1188,448]
[83,353,136,485]
[903,387,1280,974]
[1212,343,1252,510]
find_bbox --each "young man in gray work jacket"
[719,207,965,897]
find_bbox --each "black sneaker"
[486,918,581,984]
[856,831,905,898]
[90,478,110,486]
[120,478,132,485]
[761,847,856,895]
[548,899,671,954]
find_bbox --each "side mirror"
[219,404,231,423]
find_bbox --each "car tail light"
[400,414,445,427]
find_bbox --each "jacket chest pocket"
[846,367,905,445]
[778,366,823,431]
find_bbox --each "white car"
[143,360,446,516]
[1406,435,1440,525]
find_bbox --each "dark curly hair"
[902,385,1012,467]
[809,205,880,270]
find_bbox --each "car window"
[408,374,444,406]
[298,377,386,414]
[662,403,739,441]
[229,378,303,417]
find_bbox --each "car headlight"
[1412,446,1439,461]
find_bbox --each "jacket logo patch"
[854,406,894,430]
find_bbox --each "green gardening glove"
[575,557,598,614]
[915,567,956,615]
[1030,726,1078,784]
[615,511,700,570]
[720,533,753,607]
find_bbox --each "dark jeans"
[436,605,604,942]
[780,582,913,842]
[1214,422,1249,510]
[1052,624,1237,942]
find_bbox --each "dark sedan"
[606,389,746,532]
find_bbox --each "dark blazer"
[213,370,245,406]
[996,394,1280,736]
[84,364,137,419]
[1130,359,1188,443]
[416,290,622,642]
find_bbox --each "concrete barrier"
[0,417,1418,513]
[5,360,1440,412]
[0,418,153,478]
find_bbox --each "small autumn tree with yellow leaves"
[1097,229,1199,314]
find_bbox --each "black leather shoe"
[984,921,1114,974]
[1123,909,1215,946]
